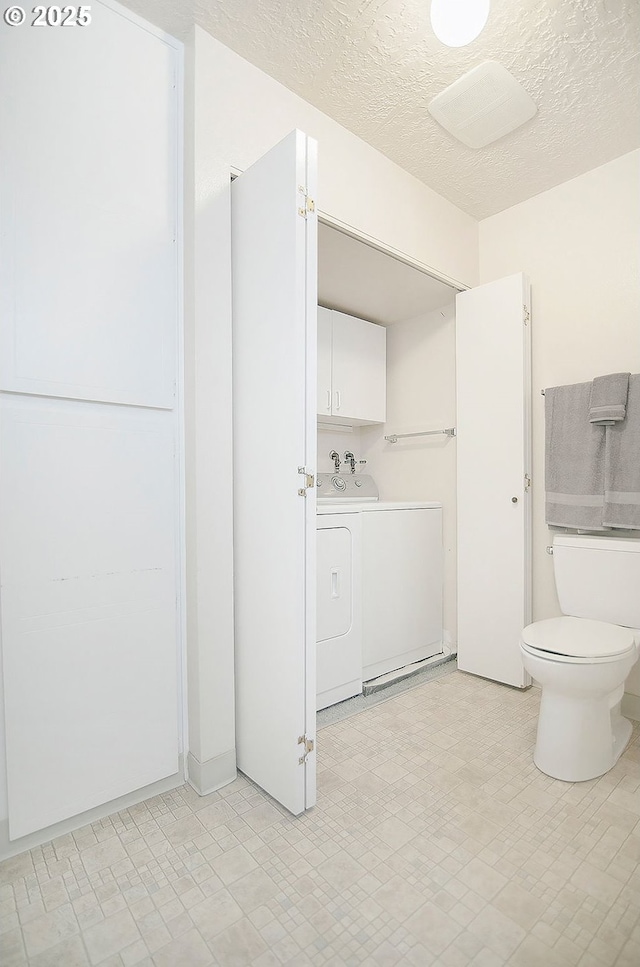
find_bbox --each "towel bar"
[384,427,456,444]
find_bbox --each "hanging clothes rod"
[384,427,456,444]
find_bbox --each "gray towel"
[603,374,640,529]
[545,382,607,529]
[589,372,630,425]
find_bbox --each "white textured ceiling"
[120,0,640,219]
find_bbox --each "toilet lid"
[522,616,636,659]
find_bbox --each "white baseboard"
[442,630,457,657]
[0,756,185,862]
[622,691,640,722]
[187,749,237,797]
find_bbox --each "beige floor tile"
[80,838,128,876]
[151,927,213,967]
[0,925,27,966]
[208,917,267,966]
[196,801,237,830]
[241,804,283,833]
[226,869,279,914]
[0,854,35,887]
[508,934,569,966]
[162,815,206,847]
[189,888,244,940]
[210,845,258,886]
[372,816,417,851]
[570,860,625,906]
[120,938,149,966]
[27,935,89,967]
[467,903,526,958]
[21,904,79,959]
[492,883,546,931]
[372,874,427,922]
[405,900,462,955]
[457,857,508,900]
[82,909,140,965]
[615,938,640,966]
[317,851,367,891]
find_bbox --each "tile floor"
[1,670,639,967]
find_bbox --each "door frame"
[230,165,467,293]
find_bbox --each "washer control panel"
[316,473,379,501]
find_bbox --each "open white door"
[232,131,317,815]
[456,273,532,688]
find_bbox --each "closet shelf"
[384,427,456,444]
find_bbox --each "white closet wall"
[359,305,458,648]
[0,0,183,845]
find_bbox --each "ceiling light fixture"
[430,0,490,48]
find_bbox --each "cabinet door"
[317,306,333,417]
[331,310,386,423]
[456,273,531,688]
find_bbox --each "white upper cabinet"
[317,307,386,425]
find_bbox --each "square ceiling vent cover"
[428,61,537,149]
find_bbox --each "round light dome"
[430,0,490,48]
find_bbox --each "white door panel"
[0,2,178,408]
[0,397,179,839]
[456,273,531,687]
[232,131,317,815]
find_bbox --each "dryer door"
[316,519,362,711]
[317,526,352,643]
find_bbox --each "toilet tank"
[553,534,640,629]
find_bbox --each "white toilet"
[520,534,639,782]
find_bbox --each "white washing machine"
[317,473,443,705]
[359,500,443,680]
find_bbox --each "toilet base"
[534,693,633,782]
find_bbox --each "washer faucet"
[344,451,356,473]
[329,450,341,473]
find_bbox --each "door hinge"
[298,734,314,764]
[524,473,532,492]
[523,305,530,325]
[297,189,316,218]
[298,466,315,496]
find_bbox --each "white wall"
[317,427,364,474]
[187,26,479,788]
[479,150,640,705]
[359,306,458,649]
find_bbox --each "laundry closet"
[231,129,532,819]
[314,223,459,711]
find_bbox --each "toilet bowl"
[522,534,640,782]
[520,617,638,781]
